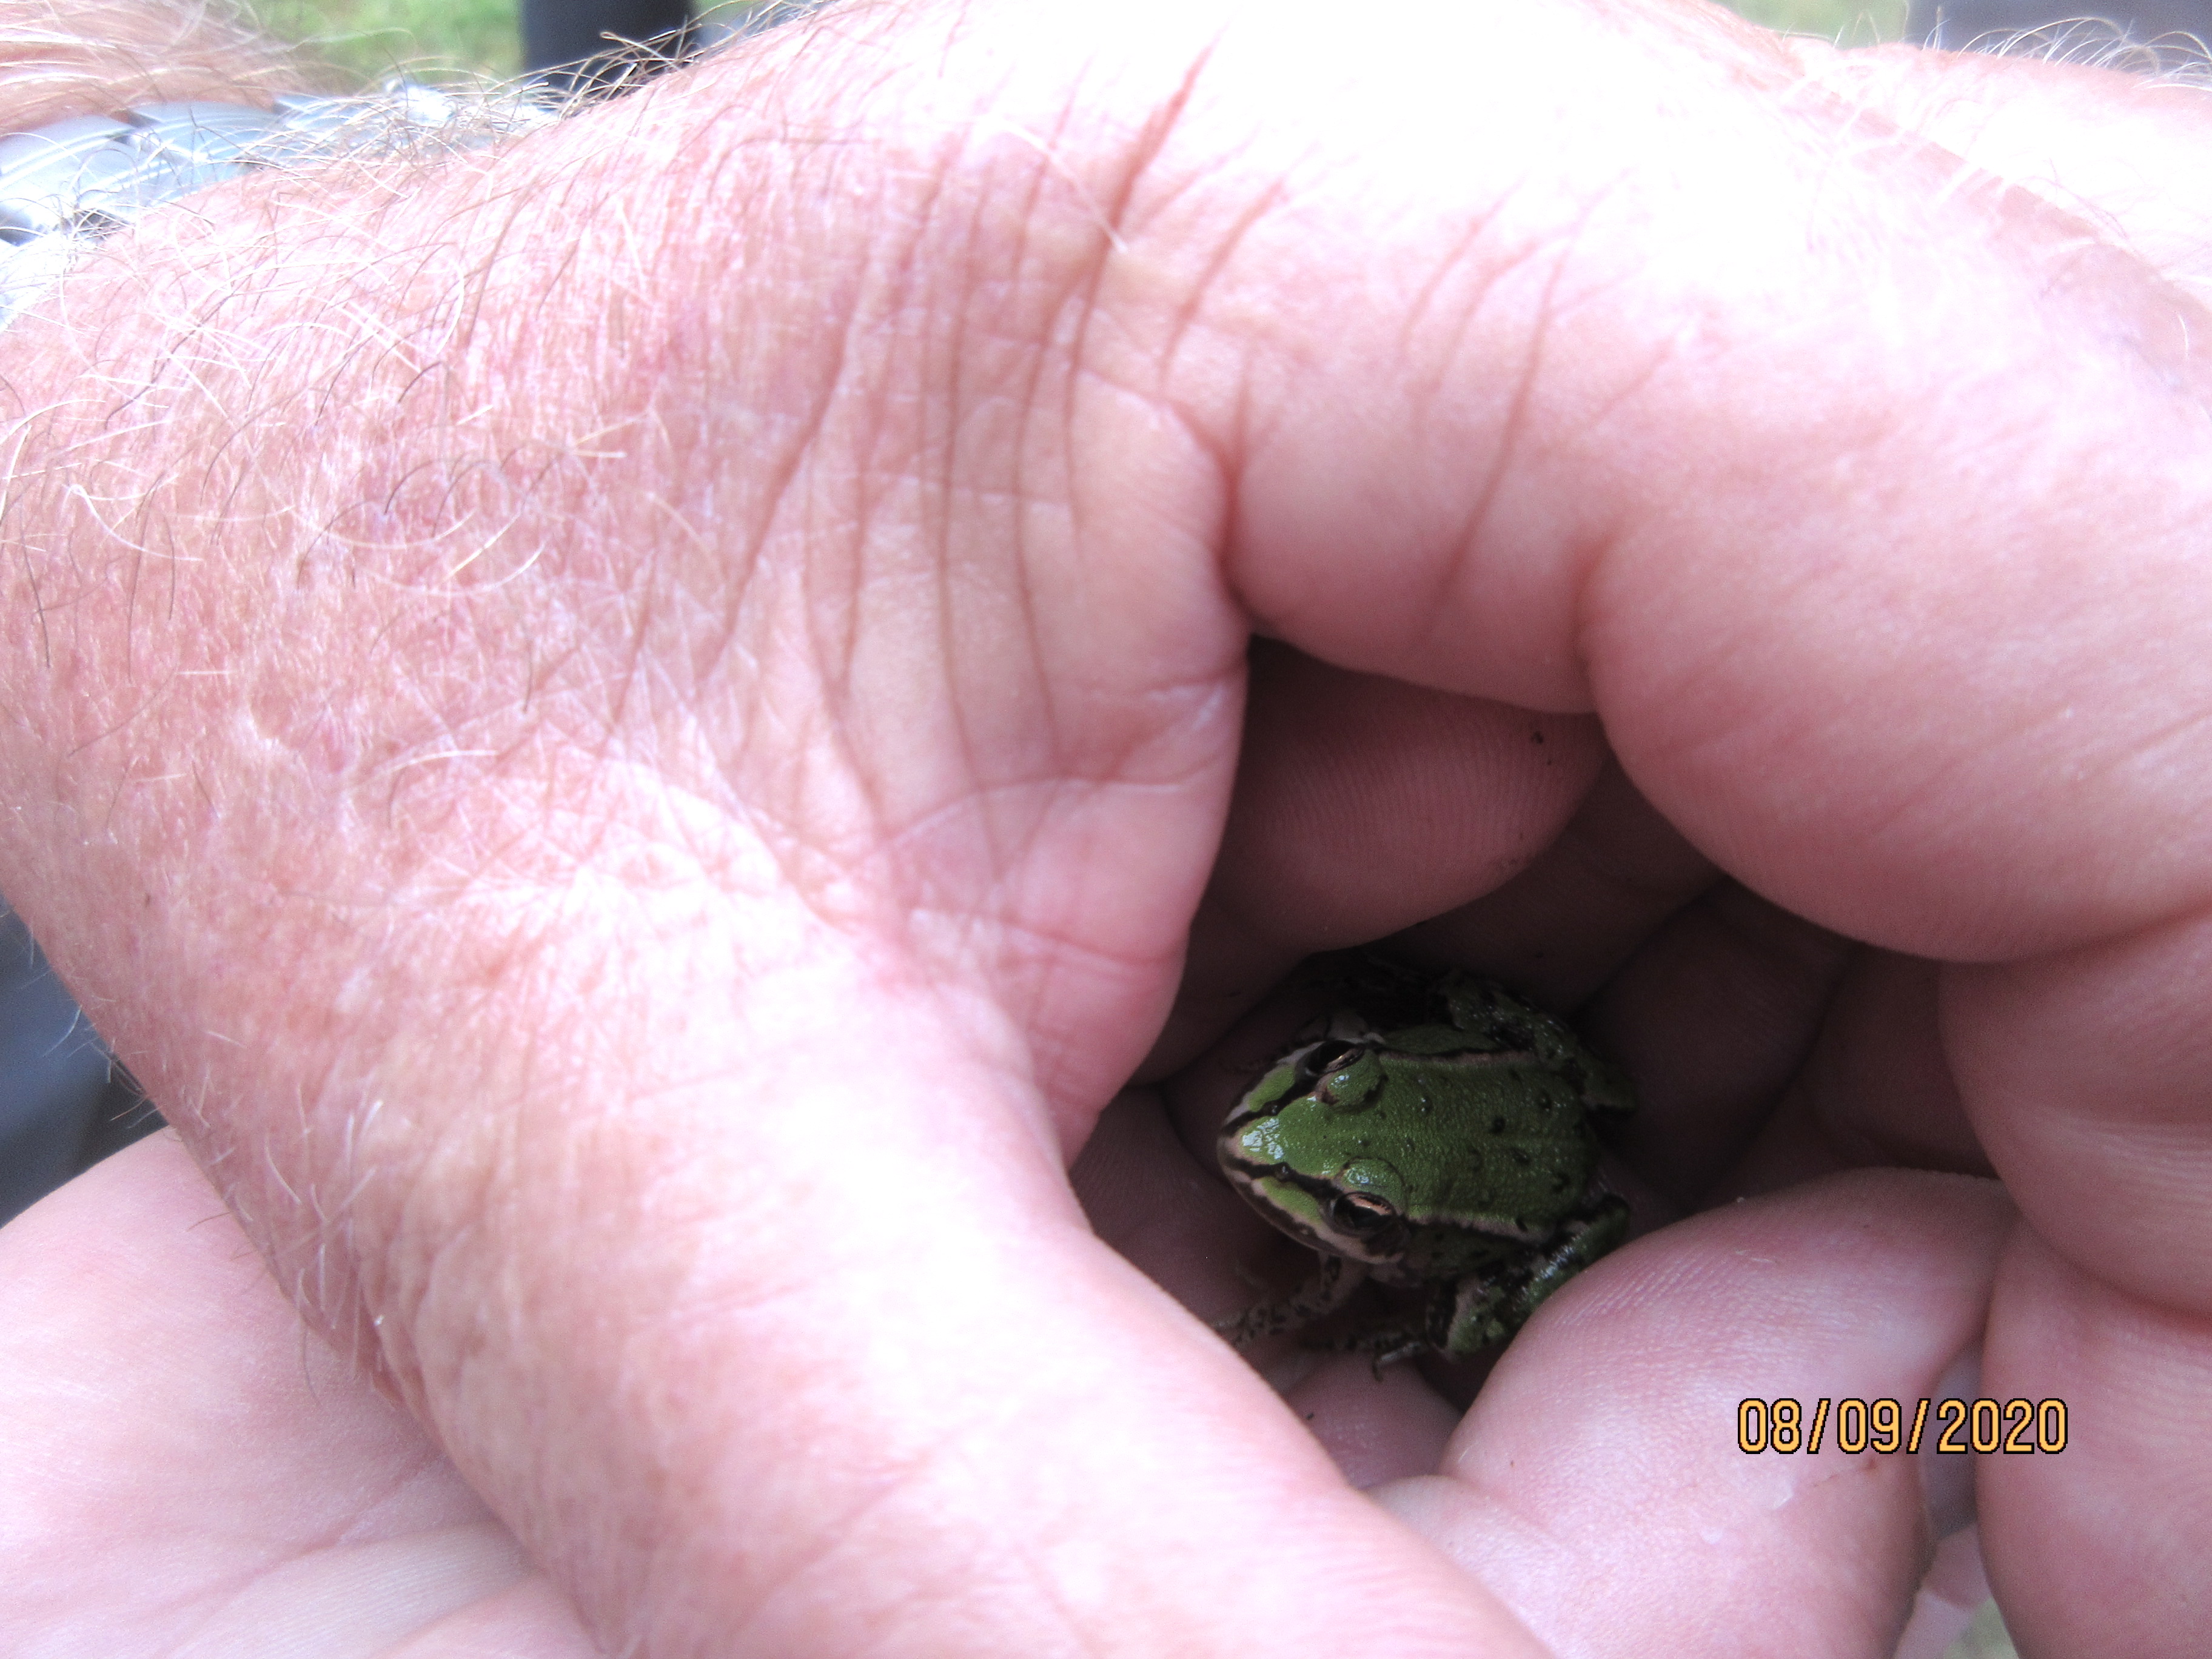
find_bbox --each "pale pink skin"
[1,4,2208,1655]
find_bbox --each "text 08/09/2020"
[1736,1397,2068,1455]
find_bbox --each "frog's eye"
[1304,1042,1365,1078]
[1303,1042,1386,1110]
[1329,1190,1399,1236]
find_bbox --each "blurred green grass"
[243,0,1910,81]
[245,0,525,78]
[1732,0,1909,39]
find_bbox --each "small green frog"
[1216,960,1634,1367]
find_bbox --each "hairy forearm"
[0,12,1247,1649]
[0,7,885,1351]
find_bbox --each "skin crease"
[4,3,2212,1657]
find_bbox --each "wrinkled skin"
[4,2,2212,1656]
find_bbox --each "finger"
[1396,761,1718,1007]
[1718,949,1990,1202]
[1134,8,2212,959]
[1136,69,2212,1659]
[1945,914,2212,1313]
[1583,880,1854,1209]
[1156,754,1711,1085]
[1151,644,1607,1074]
[1073,1085,1272,1331]
[1216,647,1609,947]
[1127,13,2212,1360]
[0,1133,592,1658]
[1071,1087,1472,1489]
[303,956,1549,1659]
[1375,1171,2015,1656]
[1980,1227,2212,1659]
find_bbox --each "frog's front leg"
[1439,1195,1631,1357]
[1214,1253,1370,1350]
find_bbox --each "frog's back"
[1370,1051,1601,1227]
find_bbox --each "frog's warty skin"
[1215,964,1636,1366]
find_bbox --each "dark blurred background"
[1911,0,2212,51]
[0,903,160,1225]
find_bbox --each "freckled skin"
[1216,961,1634,1366]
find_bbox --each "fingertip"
[1981,1227,2212,1659]
[1401,1170,2013,1657]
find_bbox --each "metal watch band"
[0,81,552,329]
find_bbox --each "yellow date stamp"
[1737,1396,2068,1455]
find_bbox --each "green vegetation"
[245,0,1907,83]
[1730,0,1909,40]
[244,0,523,79]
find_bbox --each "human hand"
[4,3,2211,1654]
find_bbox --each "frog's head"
[1216,1036,1415,1262]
